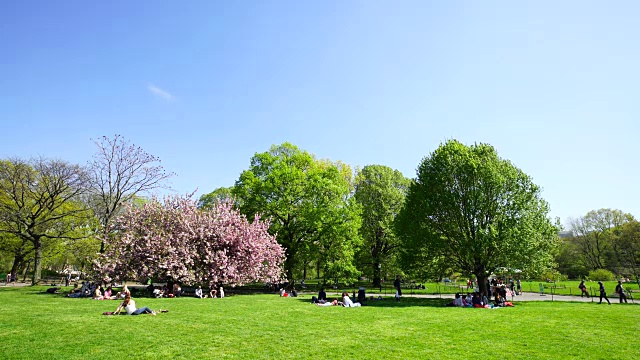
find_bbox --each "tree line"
[2,137,636,287]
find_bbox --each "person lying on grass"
[113,294,164,316]
[316,299,340,307]
[46,287,61,294]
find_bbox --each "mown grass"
[1,286,639,359]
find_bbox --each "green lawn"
[1,286,638,359]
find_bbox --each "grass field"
[1,286,639,359]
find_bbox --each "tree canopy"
[0,158,91,284]
[88,134,173,253]
[93,196,284,287]
[232,143,362,282]
[353,165,409,287]
[395,140,558,294]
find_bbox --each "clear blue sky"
[1,1,639,225]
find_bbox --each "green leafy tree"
[568,209,634,271]
[233,143,362,282]
[353,165,409,288]
[555,236,589,279]
[0,232,33,281]
[198,187,234,210]
[0,158,90,284]
[610,220,640,279]
[395,140,559,295]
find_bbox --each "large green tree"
[233,143,362,282]
[567,208,634,271]
[0,158,90,284]
[611,220,640,279]
[354,165,409,288]
[395,140,558,295]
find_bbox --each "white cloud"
[147,84,175,101]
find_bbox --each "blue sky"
[1,1,639,224]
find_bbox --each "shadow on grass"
[292,296,452,308]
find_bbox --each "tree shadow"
[292,296,451,308]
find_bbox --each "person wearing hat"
[598,281,611,305]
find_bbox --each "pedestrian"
[516,279,522,295]
[394,275,402,301]
[615,281,628,304]
[598,281,611,305]
[578,280,589,297]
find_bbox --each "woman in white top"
[341,292,361,307]
[114,294,155,315]
[195,286,204,299]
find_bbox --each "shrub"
[588,269,615,281]
[540,270,566,282]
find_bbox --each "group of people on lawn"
[448,291,512,308]
[311,288,364,307]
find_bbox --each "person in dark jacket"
[394,275,402,301]
[598,281,611,305]
[615,281,628,303]
[318,288,327,301]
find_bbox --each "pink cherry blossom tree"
[93,195,285,287]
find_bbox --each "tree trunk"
[476,273,488,297]
[373,261,381,289]
[303,263,307,280]
[10,254,24,282]
[31,238,43,285]
[22,261,31,283]
[284,252,295,282]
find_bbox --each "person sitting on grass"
[318,288,327,302]
[114,294,157,316]
[172,283,182,297]
[472,292,483,308]
[92,286,104,300]
[452,293,463,307]
[494,293,505,307]
[116,285,129,300]
[341,292,361,307]
[103,286,116,300]
[195,286,204,299]
[209,287,217,299]
[219,286,225,298]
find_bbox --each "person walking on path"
[615,281,628,303]
[578,280,589,297]
[394,275,402,301]
[598,281,611,305]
